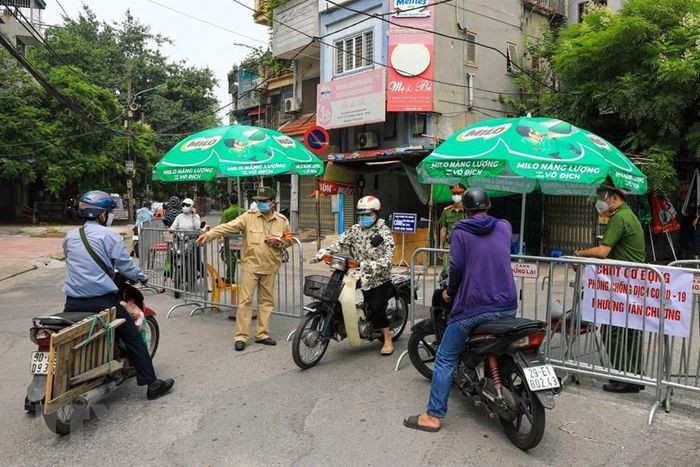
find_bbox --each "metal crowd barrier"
[397,247,700,425]
[137,226,208,316]
[137,223,305,320]
[661,260,700,414]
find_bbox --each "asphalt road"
[1,265,699,466]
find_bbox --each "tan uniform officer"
[197,187,292,351]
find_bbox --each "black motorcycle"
[407,289,557,450]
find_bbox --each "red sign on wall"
[387,34,434,112]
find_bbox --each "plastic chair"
[206,263,238,304]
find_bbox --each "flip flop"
[403,415,440,433]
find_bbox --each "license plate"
[523,364,560,391]
[30,352,51,375]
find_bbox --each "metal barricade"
[397,248,691,425]
[661,260,700,413]
[138,224,305,320]
[137,225,209,316]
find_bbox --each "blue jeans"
[426,309,517,418]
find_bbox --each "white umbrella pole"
[519,193,526,255]
[427,184,433,272]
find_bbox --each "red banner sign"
[311,180,358,198]
[649,192,681,234]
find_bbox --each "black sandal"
[403,415,440,433]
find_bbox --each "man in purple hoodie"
[404,187,517,432]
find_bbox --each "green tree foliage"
[1,6,220,199]
[504,0,700,194]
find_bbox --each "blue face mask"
[359,214,376,229]
[258,202,271,213]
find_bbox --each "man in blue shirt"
[63,190,174,400]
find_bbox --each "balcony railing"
[522,0,566,17]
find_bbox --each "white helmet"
[357,195,381,214]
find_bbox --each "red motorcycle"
[24,281,159,435]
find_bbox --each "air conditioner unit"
[284,97,300,113]
[357,131,378,149]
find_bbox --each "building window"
[466,31,477,66]
[506,42,519,73]
[335,30,374,75]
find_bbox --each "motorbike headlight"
[330,256,347,271]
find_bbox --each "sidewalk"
[0,224,133,282]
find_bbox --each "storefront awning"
[327,146,431,171]
[247,107,266,116]
[277,113,317,136]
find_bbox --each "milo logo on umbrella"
[457,123,511,142]
[181,136,221,152]
[586,133,610,150]
[273,135,296,148]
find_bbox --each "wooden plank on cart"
[70,360,123,385]
[44,308,118,414]
[71,319,125,350]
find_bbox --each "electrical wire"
[155,40,315,135]
[1,130,109,148]
[145,0,267,45]
[0,29,131,135]
[322,0,560,93]
[232,0,553,98]
[319,0,455,39]
[2,3,111,95]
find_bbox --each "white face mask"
[106,213,114,226]
[452,194,463,204]
[595,199,609,214]
[182,206,192,214]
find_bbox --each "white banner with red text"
[582,264,693,338]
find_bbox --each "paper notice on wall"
[582,264,693,338]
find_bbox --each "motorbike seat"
[37,311,96,328]
[471,318,546,336]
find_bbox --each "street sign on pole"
[125,160,135,175]
[391,213,417,269]
[303,126,330,155]
[391,213,417,233]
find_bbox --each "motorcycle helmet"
[78,190,115,219]
[463,187,491,212]
[357,195,381,214]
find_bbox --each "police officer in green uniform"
[575,186,646,393]
[438,184,467,273]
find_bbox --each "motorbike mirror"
[347,259,359,269]
[200,221,207,229]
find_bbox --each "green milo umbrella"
[419,116,647,195]
[153,124,325,182]
[419,116,647,254]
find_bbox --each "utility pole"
[125,63,135,224]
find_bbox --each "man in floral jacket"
[313,195,396,355]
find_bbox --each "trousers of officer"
[235,268,276,342]
[64,294,157,386]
